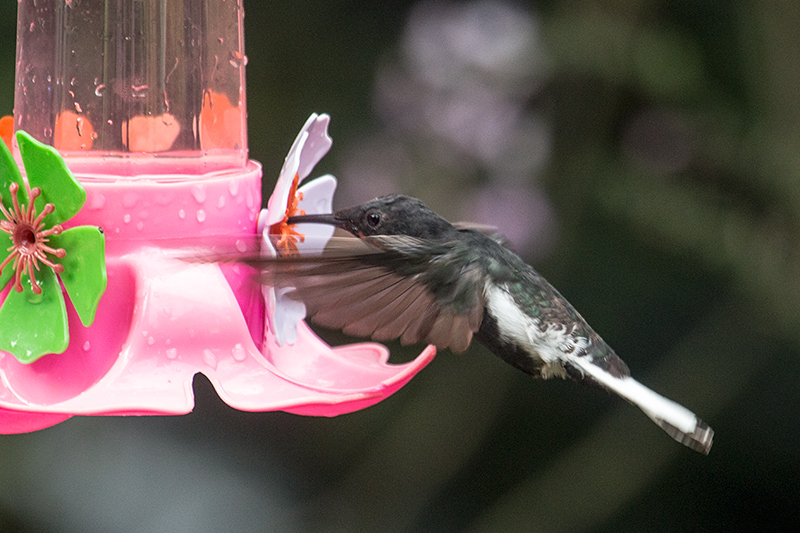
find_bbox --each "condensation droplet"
[83,341,91,351]
[123,213,131,223]
[232,343,246,362]
[178,208,186,219]
[26,285,44,304]
[228,179,239,196]
[147,336,155,345]
[217,196,225,209]
[166,348,178,360]
[235,239,248,253]
[196,209,206,222]
[229,50,246,68]
[136,221,144,231]
[94,84,105,97]
[191,185,206,203]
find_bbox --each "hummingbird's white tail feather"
[570,357,714,454]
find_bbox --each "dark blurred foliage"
[2,1,800,531]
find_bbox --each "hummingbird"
[247,194,713,454]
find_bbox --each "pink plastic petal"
[0,250,435,433]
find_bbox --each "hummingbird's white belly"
[483,282,590,380]
[484,282,705,437]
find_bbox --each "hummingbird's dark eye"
[367,212,381,227]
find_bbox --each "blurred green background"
[2,1,799,531]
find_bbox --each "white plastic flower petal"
[261,114,340,346]
[294,174,337,251]
[261,175,338,345]
[264,113,333,227]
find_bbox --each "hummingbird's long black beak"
[286,213,346,228]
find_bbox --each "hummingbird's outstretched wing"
[245,234,485,353]
[451,222,510,247]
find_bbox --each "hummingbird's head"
[288,195,456,240]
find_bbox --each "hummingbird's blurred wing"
[452,222,508,246]
[246,235,485,353]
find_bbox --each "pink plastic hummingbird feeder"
[0,0,433,434]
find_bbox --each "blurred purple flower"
[342,0,557,258]
[463,184,556,260]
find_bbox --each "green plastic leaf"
[0,234,13,290]
[1,137,23,290]
[0,128,27,209]
[0,266,69,363]
[49,226,107,326]
[16,131,86,225]
[1,130,28,294]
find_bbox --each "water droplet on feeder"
[229,50,246,68]
[26,287,44,304]
[191,185,206,204]
[232,343,246,362]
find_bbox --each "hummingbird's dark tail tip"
[655,417,714,455]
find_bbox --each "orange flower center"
[269,173,306,255]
